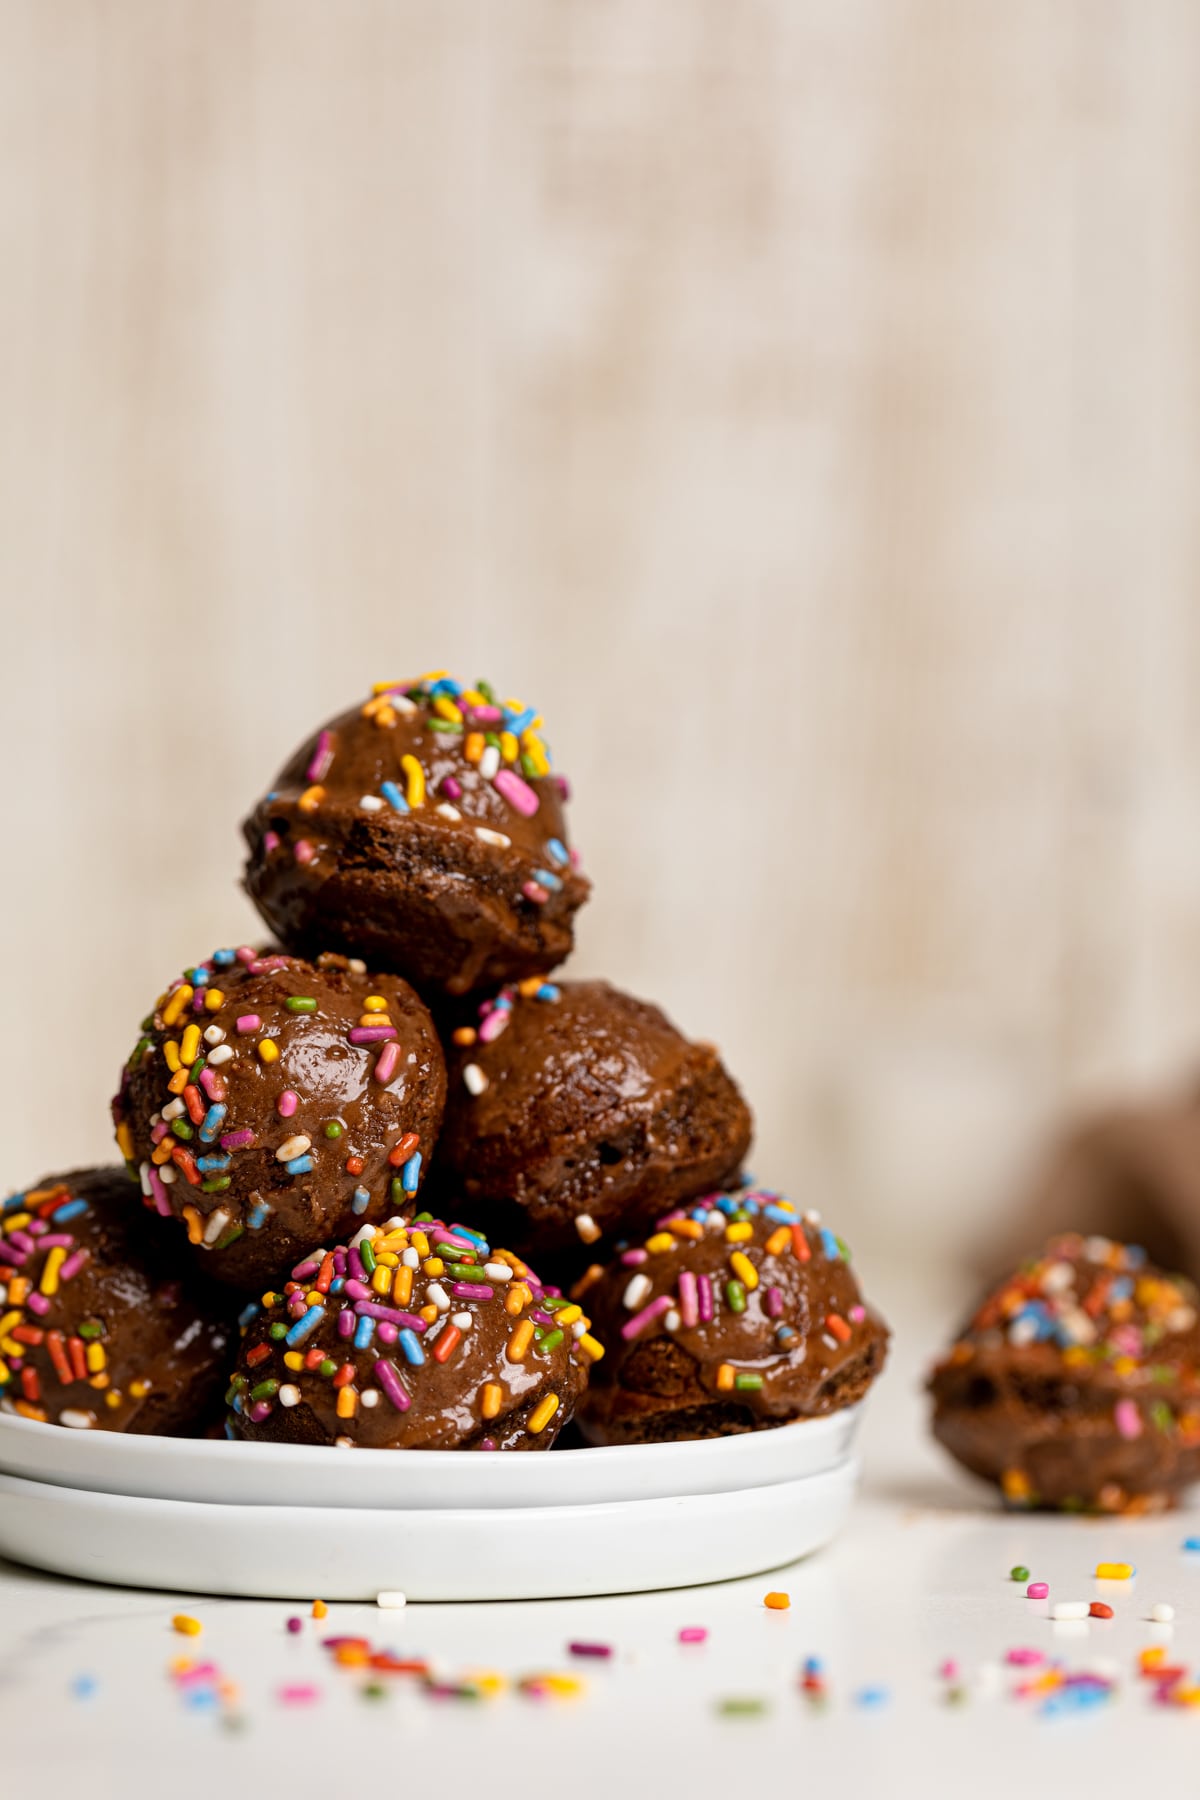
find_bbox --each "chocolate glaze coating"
[575,1188,888,1445]
[113,949,446,1292]
[0,1167,233,1435]
[437,980,754,1259]
[241,678,590,998]
[928,1233,1200,1512]
[228,1214,598,1448]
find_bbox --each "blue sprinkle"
[353,1314,376,1351]
[71,1674,98,1700]
[451,1223,488,1247]
[545,837,569,867]
[237,1302,260,1328]
[285,1304,326,1347]
[764,1205,796,1225]
[246,1197,273,1231]
[716,1196,739,1215]
[1184,1537,1200,1552]
[533,868,563,891]
[381,779,408,814]
[224,1419,237,1440]
[328,1276,345,1294]
[429,677,463,698]
[351,1186,371,1215]
[504,705,536,735]
[401,1151,422,1195]
[212,948,238,966]
[1125,1244,1148,1267]
[196,1154,231,1174]
[190,967,210,986]
[802,1657,824,1677]
[854,1686,890,1709]
[2,1192,26,1214]
[285,1155,314,1176]
[819,1228,841,1261]
[398,1328,425,1366]
[52,1199,90,1224]
[184,1688,219,1712]
[199,1104,227,1144]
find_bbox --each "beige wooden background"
[4,1,1200,1265]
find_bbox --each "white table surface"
[4,1274,1200,1799]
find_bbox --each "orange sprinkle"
[825,1313,851,1343]
[764,1592,790,1611]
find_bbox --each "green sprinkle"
[78,1320,104,1341]
[362,1683,388,1702]
[127,1035,151,1070]
[538,1329,565,1355]
[477,679,496,702]
[484,731,501,748]
[171,1119,194,1141]
[1152,1401,1175,1434]
[323,1121,343,1139]
[520,753,538,778]
[726,1280,747,1314]
[268,1322,287,1341]
[201,1177,231,1194]
[215,1225,245,1250]
[734,1372,763,1392]
[286,996,317,1014]
[717,1697,770,1717]
[1010,1565,1030,1583]
[360,1240,377,1275]
[318,1359,337,1379]
[428,718,463,734]
[188,1059,206,1083]
[249,1379,279,1402]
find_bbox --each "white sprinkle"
[1085,1236,1113,1263]
[360,795,385,812]
[1168,1306,1197,1333]
[161,1097,185,1122]
[706,1211,725,1231]
[0,1285,6,1308]
[1150,1603,1176,1623]
[484,1262,512,1282]
[463,1062,488,1096]
[148,1113,162,1129]
[474,825,510,849]
[348,959,367,975]
[623,1273,652,1311]
[664,1309,681,1332]
[1041,1261,1074,1294]
[360,1388,380,1408]
[571,1319,587,1339]
[436,803,462,822]
[376,1590,407,1610]
[821,1334,838,1352]
[451,1312,473,1329]
[427,1282,450,1312]
[59,1409,97,1429]
[349,1223,376,1249]
[138,1162,152,1196]
[204,1025,227,1046]
[1051,1602,1090,1621]
[575,1212,601,1245]
[202,1208,231,1246]
[479,745,501,781]
[159,1164,177,1185]
[278,1385,301,1408]
[402,1247,420,1269]
[334,1436,354,1448]
[207,1043,234,1065]
[804,1209,822,1224]
[275,1135,312,1163]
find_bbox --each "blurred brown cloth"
[990,1096,1200,1284]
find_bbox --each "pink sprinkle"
[849,1304,866,1323]
[285,1617,303,1635]
[199,1069,226,1102]
[27,1293,50,1316]
[765,1286,784,1319]
[294,839,315,864]
[247,1400,273,1423]
[441,776,462,800]
[568,1642,613,1658]
[468,704,503,725]
[679,1627,708,1644]
[697,1274,714,1324]
[678,1270,699,1328]
[620,1248,648,1267]
[174,1661,219,1687]
[291,1259,320,1280]
[1115,1398,1143,1441]
[147,1165,172,1218]
[306,729,334,783]
[478,1008,511,1045]
[432,1229,476,1251]
[523,880,549,905]
[277,1091,299,1118]
[1026,1582,1049,1599]
[59,1250,90,1282]
[236,1014,261,1035]
[220,1129,256,1151]
[374,1041,400,1084]
[263,831,280,853]
[376,1322,398,1345]
[337,1309,356,1339]
[938,1659,959,1680]
[236,947,258,965]
[348,1026,397,1045]
[278,1683,321,1706]
[555,775,571,801]
[494,768,540,817]
[621,1294,673,1341]
[1007,1647,1044,1666]
[374,1358,411,1412]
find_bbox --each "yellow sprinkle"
[258,1039,279,1064]
[481,1382,503,1420]
[419,1304,439,1324]
[371,1266,393,1298]
[85,1342,107,1373]
[0,1310,20,1339]
[181,1205,204,1246]
[105,1390,123,1409]
[1095,1562,1135,1581]
[401,753,425,809]
[173,1615,203,1637]
[465,732,485,764]
[645,1232,675,1255]
[505,1283,532,1317]
[312,1599,328,1619]
[298,784,325,812]
[336,1386,359,1420]
[2,1215,30,1234]
[204,988,224,1012]
[261,1291,279,1307]
[372,679,403,696]
[1002,1468,1032,1501]
[527,1394,560,1435]
[305,1290,323,1308]
[730,1251,758,1291]
[420,669,449,682]
[168,1069,191,1097]
[509,1320,535,1362]
[0,1337,22,1358]
[716,1363,735,1391]
[422,1257,445,1278]
[373,705,397,729]
[179,1024,201,1065]
[433,695,463,725]
[554,1304,582,1328]
[129,1379,152,1399]
[764,1591,791,1611]
[40,1247,66,1297]
[161,985,193,1028]
[517,976,545,996]
[725,1222,754,1244]
[500,731,518,763]
[577,1334,605,1362]
[363,995,389,1012]
[115,1121,135,1161]
[162,1040,182,1073]
[284,1352,304,1372]
[764,1226,791,1257]
[410,1230,429,1258]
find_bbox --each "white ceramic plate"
[0,1403,862,1509]
[0,1460,859,1599]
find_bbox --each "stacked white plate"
[0,1405,863,1599]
